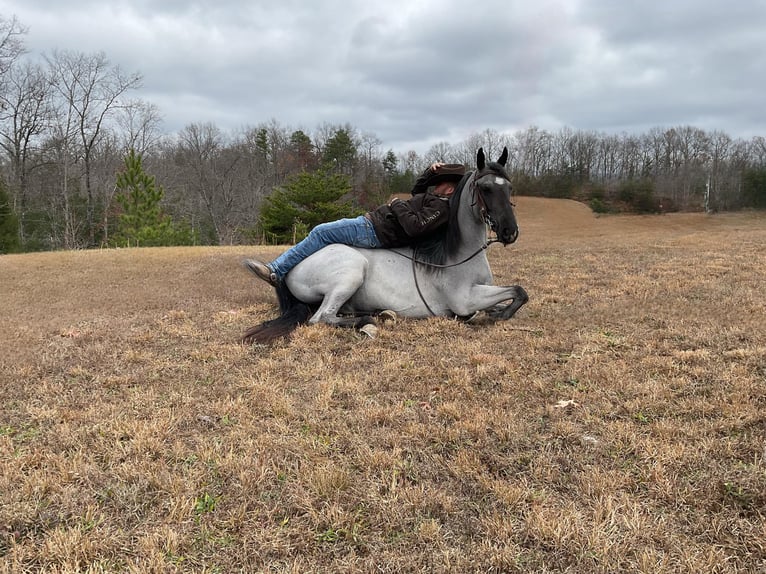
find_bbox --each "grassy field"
[1,198,764,573]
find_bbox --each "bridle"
[470,169,516,233]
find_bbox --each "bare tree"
[514,126,551,177]
[675,126,709,208]
[595,133,620,181]
[458,128,510,166]
[749,136,766,166]
[354,131,385,207]
[176,122,250,244]
[399,150,421,176]
[550,127,574,174]
[423,141,455,165]
[707,130,731,210]
[46,98,81,248]
[0,15,26,77]
[116,99,163,156]
[0,60,52,245]
[46,50,142,245]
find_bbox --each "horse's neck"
[455,176,488,255]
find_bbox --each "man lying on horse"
[244,163,467,286]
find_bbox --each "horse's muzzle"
[500,227,519,245]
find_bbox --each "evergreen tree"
[111,149,195,247]
[388,169,417,196]
[381,149,417,195]
[259,169,361,244]
[382,149,398,176]
[322,128,356,174]
[288,129,317,170]
[742,167,766,208]
[255,128,269,159]
[0,181,20,254]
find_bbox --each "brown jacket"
[366,191,450,247]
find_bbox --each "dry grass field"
[1,197,764,573]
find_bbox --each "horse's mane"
[410,161,510,272]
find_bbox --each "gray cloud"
[3,0,765,152]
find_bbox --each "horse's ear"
[498,147,508,166]
[477,148,485,170]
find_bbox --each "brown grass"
[1,197,764,573]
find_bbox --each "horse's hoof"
[360,324,378,338]
[378,310,397,323]
[458,311,480,323]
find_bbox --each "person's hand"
[429,162,444,172]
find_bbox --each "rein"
[391,237,500,269]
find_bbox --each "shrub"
[618,179,658,213]
[590,197,611,214]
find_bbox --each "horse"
[242,147,528,344]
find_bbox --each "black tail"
[242,283,313,344]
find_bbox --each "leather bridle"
[470,170,515,232]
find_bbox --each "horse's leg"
[460,284,529,319]
[311,297,378,334]
[307,267,376,329]
[485,286,529,319]
[309,292,355,325]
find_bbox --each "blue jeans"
[269,215,382,279]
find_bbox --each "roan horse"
[242,147,528,344]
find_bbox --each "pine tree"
[0,181,20,254]
[322,128,356,174]
[259,169,360,244]
[111,149,195,247]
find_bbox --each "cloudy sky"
[2,0,765,154]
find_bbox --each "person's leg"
[268,215,380,279]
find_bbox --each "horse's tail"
[242,283,313,344]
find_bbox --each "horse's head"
[473,147,519,245]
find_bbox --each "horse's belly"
[347,267,452,318]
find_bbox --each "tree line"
[1,15,765,253]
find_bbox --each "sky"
[2,0,765,154]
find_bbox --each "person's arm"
[410,163,444,195]
[388,193,449,238]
